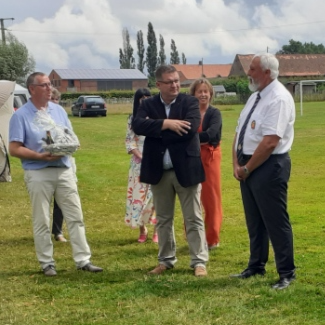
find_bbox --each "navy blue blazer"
[199,106,222,147]
[133,93,205,187]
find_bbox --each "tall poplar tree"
[146,22,158,78]
[170,39,180,64]
[158,34,166,65]
[119,28,135,69]
[182,52,187,64]
[136,30,145,72]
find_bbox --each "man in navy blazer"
[133,65,209,277]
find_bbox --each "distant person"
[230,53,296,290]
[50,88,67,242]
[9,72,103,276]
[133,65,209,277]
[125,88,158,243]
[189,78,222,250]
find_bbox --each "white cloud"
[5,0,325,73]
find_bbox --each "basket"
[43,143,79,156]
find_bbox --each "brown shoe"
[54,234,67,242]
[148,264,168,275]
[194,266,207,277]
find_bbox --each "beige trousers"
[151,170,209,268]
[24,168,91,269]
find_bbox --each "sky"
[1,0,325,75]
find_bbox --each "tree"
[119,28,135,69]
[182,52,187,65]
[170,39,180,64]
[158,34,166,66]
[146,22,158,78]
[136,30,145,72]
[277,39,325,54]
[0,32,35,84]
[236,79,250,101]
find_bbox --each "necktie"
[236,93,261,163]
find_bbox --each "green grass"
[1,102,325,324]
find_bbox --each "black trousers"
[52,199,64,236]
[240,153,295,278]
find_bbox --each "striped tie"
[236,93,261,164]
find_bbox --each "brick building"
[49,69,148,93]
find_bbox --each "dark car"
[71,96,107,117]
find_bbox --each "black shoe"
[230,268,266,279]
[272,275,296,290]
[78,263,103,273]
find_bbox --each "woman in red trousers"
[190,78,223,250]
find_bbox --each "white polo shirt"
[235,79,295,155]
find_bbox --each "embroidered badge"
[237,144,242,150]
[251,120,256,129]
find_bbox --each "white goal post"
[299,79,325,116]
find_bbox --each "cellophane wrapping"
[34,108,80,155]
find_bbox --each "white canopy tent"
[0,80,15,148]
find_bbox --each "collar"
[160,94,177,107]
[259,79,278,98]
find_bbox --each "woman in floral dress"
[125,88,158,243]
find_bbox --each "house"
[228,54,325,95]
[286,81,317,96]
[229,54,325,78]
[49,69,148,93]
[172,64,232,87]
[212,85,226,96]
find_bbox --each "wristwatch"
[243,165,250,175]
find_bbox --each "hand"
[233,162,243,181]
[133,152,142,163]
[164,119,191,136]
[40,152,64,161]
[235,166,249,181]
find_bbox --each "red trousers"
[201,144,222,246]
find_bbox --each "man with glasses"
[9,72,103,276]
[133,65,209,277]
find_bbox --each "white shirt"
[160,95,176,169]
[235,79,295,155]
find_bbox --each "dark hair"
[133,88,151,117]
[155,65,177,80]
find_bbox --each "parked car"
[71,95,107,117]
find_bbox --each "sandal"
[138,228,148,243]
[152,233,158,243]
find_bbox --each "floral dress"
[124,115,156,228]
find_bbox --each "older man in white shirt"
[231,53,296,290]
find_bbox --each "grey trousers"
[24,168,91,269]
[151,170,209,268]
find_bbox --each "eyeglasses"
[32,83,52,88]
[158,79,179,85]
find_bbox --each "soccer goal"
[299,79,325,116]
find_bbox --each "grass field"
[1,101,325,325]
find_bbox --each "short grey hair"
[253,53,279,79]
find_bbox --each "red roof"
[230,54,325,77]
[173,64,232,82]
